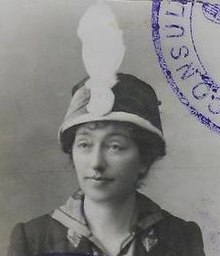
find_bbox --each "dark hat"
[58,73,164,152]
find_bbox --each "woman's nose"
[91,145,106,172]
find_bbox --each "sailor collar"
[51,190,164,254]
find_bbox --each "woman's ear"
[136,165,148,189]
[67,150,75,169]
[137,165,148,180]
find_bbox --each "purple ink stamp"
[202,2,220,24]
[152,0,220,133]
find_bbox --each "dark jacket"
[8,192,205,256]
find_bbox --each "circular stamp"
[152,0,220,133]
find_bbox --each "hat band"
[58,111,163,141]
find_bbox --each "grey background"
[1,1,220,255]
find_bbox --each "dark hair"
[61,121,166,179]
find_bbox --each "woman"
[8,73,205,256]
[8,2,205,255]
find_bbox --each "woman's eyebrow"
[76,130,91,136]
[107,132,129,139]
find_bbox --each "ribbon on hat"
[77,0,126,116]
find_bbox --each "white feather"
[77,1,126,115]
[77,1,125,89]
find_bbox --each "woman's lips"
[86,175,113,181]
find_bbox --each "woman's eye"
[108,143,123,151]
[77,141,91,149]
[80,143,88,148]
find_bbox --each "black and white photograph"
[1,1,220,256]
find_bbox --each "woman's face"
[72,122,145,203]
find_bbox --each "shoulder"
[13,214,67,241]
[155,210,205,255]
[160,210,203,236]
[8,214,68,256]
[137,193,205,255]
[137,193,203,239]
[158,209,203,237]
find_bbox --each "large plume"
[77,1,126,115]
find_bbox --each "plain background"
[1,1,220,255]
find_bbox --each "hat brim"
[58,111,164,141]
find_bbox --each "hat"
[59,73,163,153]
[58,1,164,153]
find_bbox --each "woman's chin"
[82,187,118,203]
